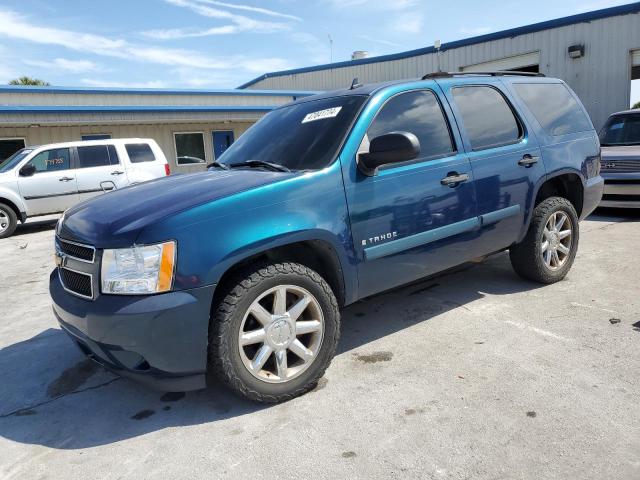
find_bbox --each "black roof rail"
[421,71,546,80]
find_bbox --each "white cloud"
[290,32,331,64]
[356,34,402,48]
[388,12,423,35]
[24,58,101,73]
[144,0,290,39]
[190,0,302,21]
[81,78,170,88]
[0,10,291,74]
[459,26,493,37]
[324,0,418,10]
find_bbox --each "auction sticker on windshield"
[302,107,342,123]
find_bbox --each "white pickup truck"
[0,138,170,238]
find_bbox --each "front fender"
[0,184,27,219]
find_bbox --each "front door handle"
[111,170,125,176]
[441,173,469,187]
[58,176,74,182]
[518,154,539,167]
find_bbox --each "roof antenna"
[434,39,442,72]
[350,77,362,89]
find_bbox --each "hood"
[601,145,640,160]
[60,170,296,247]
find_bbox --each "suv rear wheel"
[209,262,340,403]
[0,203,17,239]
[509,196,579,284]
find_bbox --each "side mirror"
[357,131,420,176]
[19,163,36,177]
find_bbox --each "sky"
[0,0,637,101]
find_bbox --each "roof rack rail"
[421,71,545,80]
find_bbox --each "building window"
[81,134,111,141]
[0,138,26,161]
[175,132,206,165]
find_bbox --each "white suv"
[0,138,170,238]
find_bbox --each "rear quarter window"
[513,83,592,136]
[126,143,156,163]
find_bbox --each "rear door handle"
[111,170,125,176]
[518,154,539,167]
[441,173,469,187]
[58,176,74,182]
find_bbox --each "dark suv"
[50,73,603,402]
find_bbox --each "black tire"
[209,262,340,403]
[0,203,17,239]
[509,196,579,284]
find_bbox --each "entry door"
[344,89,479,299]
[17,147,78,215]
[212,131,235,160]
[75,144,129,203]
[438,80,543,252]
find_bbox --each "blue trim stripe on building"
[0,85,318,98]
[364,217,480,261]
[0,105,276,114]
[238,2,640,89]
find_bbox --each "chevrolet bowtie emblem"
[604,162,616,168]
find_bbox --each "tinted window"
[367,90,454,161]
[28,148,71,172]
[514,83,592,136]
[599,114,640,146]
[175,133,206,165]
[452,86,521,150]
[219,95,367,171]
[78,145,117,168]
[126,143,156,163]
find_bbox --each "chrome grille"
[601,160,640,173]
[59,268,93,299]
[57,238,95,263]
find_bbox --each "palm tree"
[8,76,50,86]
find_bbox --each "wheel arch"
[0,196,25,223]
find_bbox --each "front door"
[75,144,129,204]
[17,147,78,215]
[438,80,543,252]
[213,131,235,160]
[343,88,479,299]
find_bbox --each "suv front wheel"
[209,262,340,403]
[0,203,17,239]
[509,196,579,284]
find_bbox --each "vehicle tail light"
[164,164,171,176]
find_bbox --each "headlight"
[101,241,176,295]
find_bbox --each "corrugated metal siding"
[0,121,254,173]
[246,12,640,129]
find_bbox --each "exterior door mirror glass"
[357,131,421,176]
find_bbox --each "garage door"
[461,51,541,73]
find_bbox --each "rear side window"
[77,145,118,168]
[367,90,455,160]
[452,86,521,150]
[126,143,156,163]
[513,83,592,136]
[28,148,72,172]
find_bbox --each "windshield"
[599,114,640,146]
[0,149,33,173]
[218,95,367,171]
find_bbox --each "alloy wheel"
[541,211,572,270]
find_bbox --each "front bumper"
[50,271,215,391]
[581,176,605,219]
[600,177,640,208]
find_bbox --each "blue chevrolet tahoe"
[50,73,604,402]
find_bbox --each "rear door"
[123,142,166,181]
[343,88,479,298]
[75,144,128,203]
[438,79,543,252]
[17,147,78,215]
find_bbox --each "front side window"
[0,148,32,173]
[175,133,206,165]
[452,86,521,150]
[218,95,367,171]
[78,145,118,168]
[367,90,455,161]
[513,83,592,136]
[126,143,156,163]
[599,114,640,146]
[28,148,71,173]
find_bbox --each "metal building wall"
[245,11,640,129]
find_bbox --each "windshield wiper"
[228,160,291,173]
[206,161,229,170]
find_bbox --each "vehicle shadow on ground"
[11,218,58,237]
[0,252,542,450]
[588,207,640,222]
